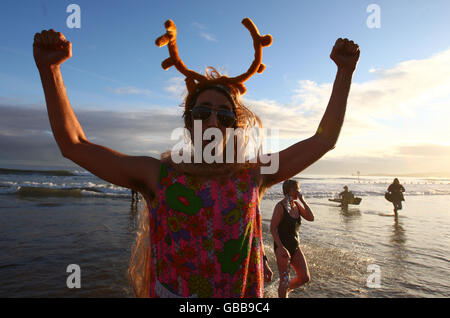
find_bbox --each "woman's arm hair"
[34,30,159,196]
[261,38,360,189]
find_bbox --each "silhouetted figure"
[387,178,405,216]
[339,185,354,208]
[131,190,140,204]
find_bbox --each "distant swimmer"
[328,185,361,206]
[339,185,354,208]
[131,190,140,203]
[385,178,405,216]
[270,180,314,298]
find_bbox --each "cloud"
[199,32,218,42]
[109,86,152,97]
[348,49,450,119]
[394,144,450,158]
[300,154,450,176]
[244,48,450,153]
[0,104,184,168]
[65,65,126,85]
[164,76,187,99]
[239,48,450,174]
[0,46,29,57]
[243,98,317,138]
[192,22,206,30]
[292,48,450,116]
[192,22,218,42]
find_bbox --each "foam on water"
[2,168,450,199]
[0,168,131,198]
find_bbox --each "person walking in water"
[387,178,405,216]
[339,185,354,208]
[131,190,140,203]
[270,180,314,297]
[32,20,359,297]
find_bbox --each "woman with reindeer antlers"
[33,18,360,298]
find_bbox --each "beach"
[0,168,449,297]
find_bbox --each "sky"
[0,0,449,176]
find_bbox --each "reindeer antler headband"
[155,18,272,95]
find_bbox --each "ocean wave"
[2,182,449,198]
[1,170,449,199]
[10,186,128,198]
[0,168,75,177]
[263,189,450,199]
[72,170,94,176]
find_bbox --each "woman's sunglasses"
[190,105,236,127]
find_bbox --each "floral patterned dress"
[148,162,264,297]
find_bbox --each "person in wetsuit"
[387,178,405,216]
[270,179,314,298]
[339,185,354,208]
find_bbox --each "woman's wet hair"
[282,179,299,196]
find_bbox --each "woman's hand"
[260,38,360,189]
[33,29,72,69]
[330,38,360,72]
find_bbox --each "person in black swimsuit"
[270,179,314,297]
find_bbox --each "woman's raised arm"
[33,30,160,197]
[262,38,360,189]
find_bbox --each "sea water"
[0,168,449,297]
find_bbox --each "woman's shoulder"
[275,199,286,211]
